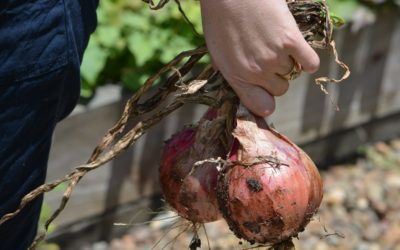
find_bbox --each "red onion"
[217,106,323,244]
[159,108,227,223]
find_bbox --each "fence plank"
[46,13,400,245]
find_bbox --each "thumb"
[228,78,276,117]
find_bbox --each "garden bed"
[55,138,400,250]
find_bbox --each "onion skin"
[217,107,323,244]
[160,109,227,223]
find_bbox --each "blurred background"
[40,0,400,249]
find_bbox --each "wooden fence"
[46,13,400,247]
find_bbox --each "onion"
[217,105,323,244]
[159,108,227,223]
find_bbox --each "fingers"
[228,78,276,117]
[209,55,219,71]
[253,73,289,97]
[269,74,290,96]
[271,54,295,76]
[285,31,320,73]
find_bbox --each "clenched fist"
[200,0,320,117]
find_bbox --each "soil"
[86,139,400,250]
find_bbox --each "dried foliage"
[0,1,349,249]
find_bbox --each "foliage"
[80,0,399,98]
[327,0,400,21]
[36,183,67,250]
[80,0,204,98]
[358,140,400,170]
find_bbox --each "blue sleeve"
[0,1,99,249]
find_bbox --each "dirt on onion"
[159,108,229,223]
[156,0,343,247]
[217,105,323,246]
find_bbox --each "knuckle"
[245,59,264,76]
[246,54,278,77]
[281,30,298,50]
[261,52,279,66]
[258,49,280,68]
[239,62,265,84]
[308,55,321,73]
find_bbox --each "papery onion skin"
[217,108,323,244]
[159,108,227,223]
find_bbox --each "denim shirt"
[0,1,98,249]
[0,0,98,81]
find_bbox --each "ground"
[85,139,400,250]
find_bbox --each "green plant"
[80,0,204,98]
[36,183,66,250]
[326,0,400,21]
[36,203,60,250]
[80,0,399,99]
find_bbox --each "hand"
[200,0,320,117]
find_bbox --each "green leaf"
[121,10,151,31]
[176,1,203,33]
[39,202,58,234]
[327,0,360,21]
[80,81,94,98]
[40,202,51,222]
[53,183,67,193]
[122,71,149,92]
[127,33,155,66]
[96,25,121,48]
[160,35,193,63]
[81,0,203,95]
[96,2,109,24]
[330,12,346,27]
[80,38,108,85]
[37,243,60,250]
